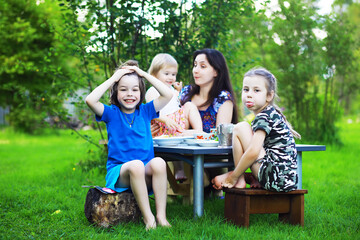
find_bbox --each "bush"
[7,107,48,134]
[77,145,107,174]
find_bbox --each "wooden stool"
[223,188,308,227]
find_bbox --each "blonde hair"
[148,53,178,77]
[244,67,301,139]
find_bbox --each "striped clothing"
[252,105,298,192]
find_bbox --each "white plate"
[196,140,219,147]
[184,138,198,146]
[153,136,193,146]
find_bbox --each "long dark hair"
[181,48,238,123]
[109,60,146,109]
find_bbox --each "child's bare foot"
[244,172,262,188]
[156,217,171,228]
[175,170,187,183]
[234,174,246,188]
[145,220,156,231]
[211,176,223,190]
[211,172,232,190]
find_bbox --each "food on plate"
[193,133,211,140]
[154,135,171,139]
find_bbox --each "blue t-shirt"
[96,101,158,191]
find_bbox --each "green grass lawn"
[0,119,359,239]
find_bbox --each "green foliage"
[49,0,253,151]
[55,0,253,82]
[77,147,108,174]
[325,2,360,116]
[225,0,359,144]
[0,0,73,132]
[7,106,46,134]
[1,0,359,145]
[267,0,327,142]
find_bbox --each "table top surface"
[154,144,326,154]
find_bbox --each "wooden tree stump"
[84,188,141,228]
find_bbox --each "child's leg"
[145,157,171,227]
[211,171,232,190]
[244,172,262,188]
[118,160,156,229]
[173,161,187,182]
[173,103,202,179]
[231,122,254,188]
[234,122,265,188]
[232,122,253,164]
[249,157,263,185]
[182,102,203,130]
[212,122,254,189]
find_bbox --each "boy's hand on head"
[122,66,145,77]
[173,81,183,92]
[112,68,133,82]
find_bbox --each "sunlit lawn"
[0,118,359,239]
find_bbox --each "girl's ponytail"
[273,104,301,139]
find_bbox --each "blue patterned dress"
[179,85,233,133]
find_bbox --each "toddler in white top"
[145,53,203,137]
[145,53,203,181]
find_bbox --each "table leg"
[296,151,302,189]
[193,154,204,218]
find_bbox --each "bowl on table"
[184,138,198,146]
[196,140,219,147]
[153,136,192,146]
[193,132,212,140]
[210,128,218,140]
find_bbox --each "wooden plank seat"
[223,188,308,227]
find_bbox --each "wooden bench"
[223,188,308,227]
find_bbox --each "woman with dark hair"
[180,48,238,133]
[179,49,239,197]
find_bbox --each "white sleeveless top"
[146,86,180,116]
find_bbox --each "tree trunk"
[84,188,141,228]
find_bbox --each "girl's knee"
[150,157,166,173]
[234,121,252,135]
[128,160,145,177]
[235,121,251,129]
